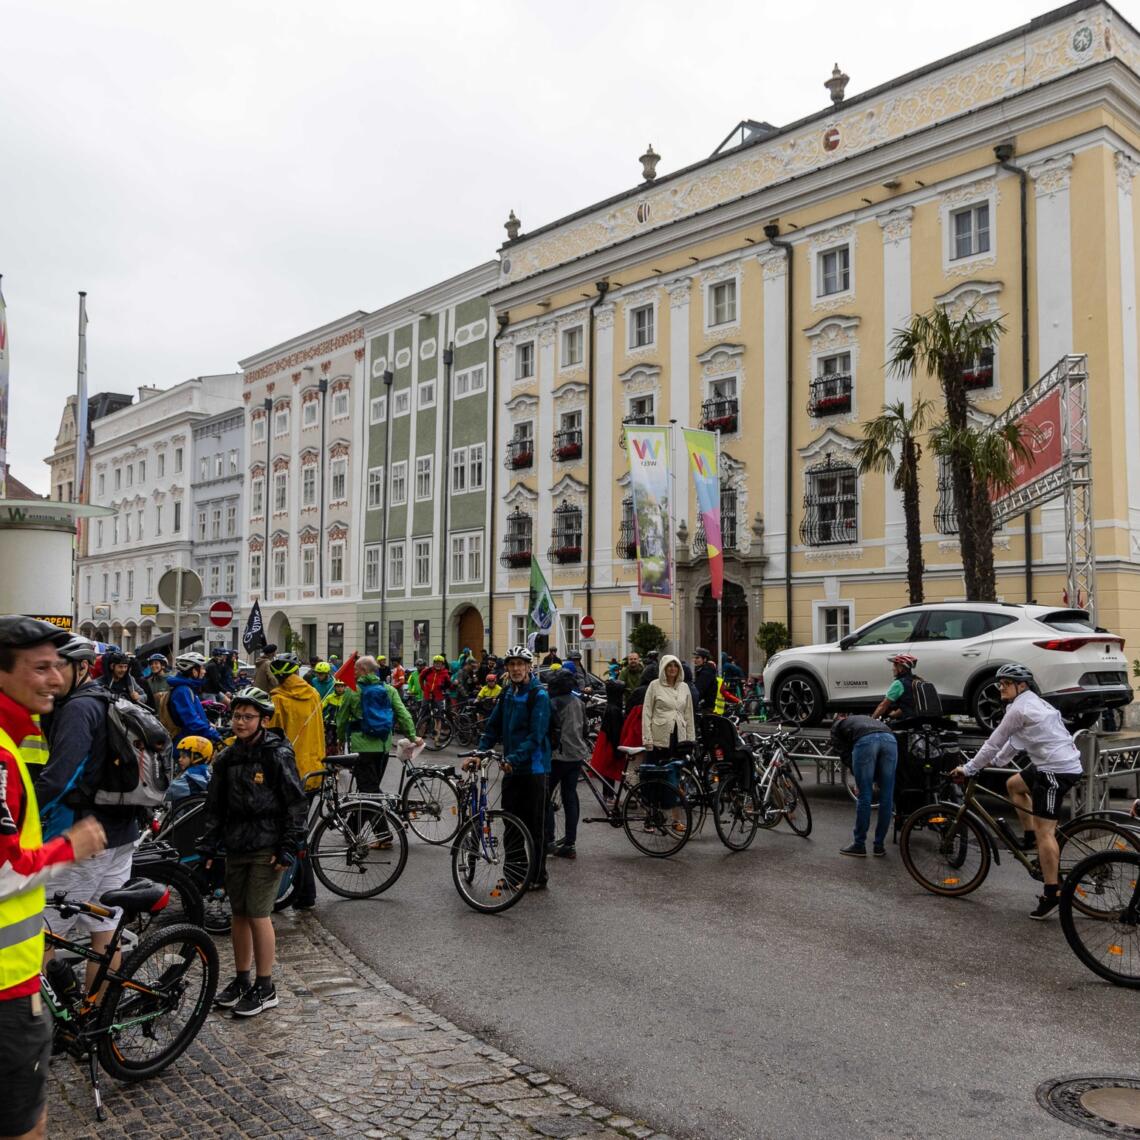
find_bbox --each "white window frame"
[273,471,288,513]
[417,379,436,410]
[273,407,290,437]
[210,506,222,540]
[224,559,235,594]
[388,542,406,590]
[364,544,381,592]
[451,447,468,495]
[628,303,656,349]
[228,449,238,474]
[301,465,316,508]
[196,510,207,542]
[249,550,262,588]
[301,545,316,586]
[706,278,739,329]
[367,465,384,509]
[414,455,433,502]
[214,454,223,479]
[127,570,134,600]
[813,601,854,644]
[174,447,183,473]
[412,538,432,588]
[454,365,487,399]
[510,614,527,648]
[628,393,655,422]
[329,539,345,583]
[393,389,411,417]
[468,443,485,492]
[199,456,209,481]
[331,389,350,420]
[251,417,266,444]
[449,531,483,585]
[515,341,535,380]
[302,400,319,428]
[560,325,584,369]
[208,563,220,595]
[138,459,146,483]
[330,457,348,503]
[251,477,264,517]
[559,612,581,656]
[155,505,163,535]
[390,461,408,506]
[943,192,997,269]
[815,243,852,299]
[226,503,237,537]
[97,472,105,497]
[173,501,182,532]
[145,567,153,597]
[369,395,387,424]
[272,547,287,588]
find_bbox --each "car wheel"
[970,677,1005,731]
[772,672,824,726]
[1064,711,1100,731]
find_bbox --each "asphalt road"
[313,761,1137,1140]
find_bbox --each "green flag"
[527,557,556,634]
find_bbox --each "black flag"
[242,599,265,654]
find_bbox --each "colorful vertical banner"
[0,277,8,499]
[528,556,556,634]
[626,425,672,599]
[683,428,723,600]
[75,292,89,501]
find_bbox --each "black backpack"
[89,689,173,807]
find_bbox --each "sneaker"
[292,900,317,911]
[840,843,867,858]
[214,977,251,1009]
[551,842,577,860]
[233,982,279,1017]
[1029,893,1060,921]
[872,845,887,857]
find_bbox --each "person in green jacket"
[335,655,419,793]
[308,660,336,700]
[406,659,425,701]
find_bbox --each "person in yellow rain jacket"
[266,655,326,789]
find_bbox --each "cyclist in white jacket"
[949,663,1082,920]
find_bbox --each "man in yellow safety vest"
[0,616,105,1140]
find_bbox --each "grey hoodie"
[549,670,589,763]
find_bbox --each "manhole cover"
[1038,1076,1140,1136]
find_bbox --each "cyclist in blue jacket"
[166,652,222,748]
[478,645,551,889]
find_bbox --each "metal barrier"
[1075,730,1140,813]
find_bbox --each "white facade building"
[77,374,243,650]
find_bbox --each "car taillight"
[1033,636,1125,652]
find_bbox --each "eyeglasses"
[230,712,261,722]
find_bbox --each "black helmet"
[104,650,128,667]
[995,663,1035,685]
[270,654,301,677]
[0,616,70,651]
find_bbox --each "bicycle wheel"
[679,765,708,835]
[401,772,462,844]
[898,805,991,897]
[622,780,693,858]
[777,773,813,838]
[844,772,880,810]
[453,714,479,748]
[126,860,205,937]
[310,800,408,898]
[1058,820,1140,917]
[1060,850,1140,988]
[417,713,453,750]
[713,775,760,851]
[96,922,218,1080]
[450,811,533,914]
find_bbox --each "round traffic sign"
[209,600,234,628]
[157,568,202,609]
[580,615,596,639]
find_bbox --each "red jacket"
[420,666,450,701]
[591,703,645,782]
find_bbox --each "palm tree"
[854,399,935,603]
[888,306,1007,599]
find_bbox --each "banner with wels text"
[626,426,672,599]
[0,280,8,499]
[683,428,723,601]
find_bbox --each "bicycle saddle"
[102,879,170,915]
[323,753,363,767]
[422,764,456,776]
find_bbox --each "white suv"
[762,603,1132,730]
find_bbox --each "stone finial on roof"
[640,144,660,183]
[825,63,849,105]
[504,210,521,241]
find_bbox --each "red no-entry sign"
[209,600,234,628]
[580,615,596,639]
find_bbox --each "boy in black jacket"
[199,686,306,1017]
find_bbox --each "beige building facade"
[488,1,1140,675]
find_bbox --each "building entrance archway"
[454,606,485,659]
[696,581,750,672]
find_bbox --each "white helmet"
[175,651,208,673]
[503,645,534,664]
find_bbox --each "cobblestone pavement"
[50,910,673,1140]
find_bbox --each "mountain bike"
[452,751,534,913]
[392,749,462,844]
[42,880,219,1121]
[1059,846,1140,987]
[898,777,1140,903]
[717,727,813,846]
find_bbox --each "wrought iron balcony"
[808,374,853,416]
[500,545,533,569]
[506,438,534,470]
[617,498,637,559]
[500,510,533,568]
[548,543,583,564]
[700,396,739,434]
[693,496,737,553]
[619,413,654,450]
[552,428,583,463]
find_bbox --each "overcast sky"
[3,0,1080,491]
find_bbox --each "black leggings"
[501,772,548,885]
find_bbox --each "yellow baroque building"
[488,1,1140,678]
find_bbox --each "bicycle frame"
[936,778,1057,873]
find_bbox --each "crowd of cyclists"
[2,613,1138,1137]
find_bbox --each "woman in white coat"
[641,653,696,760]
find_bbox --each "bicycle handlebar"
[48,892,114,919]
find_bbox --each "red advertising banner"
[996,386,1064,498]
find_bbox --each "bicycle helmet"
[176,735,215,763]
[58,635,98,663]
[995,663,1035,685]
[415,658,426,668]
[314,661,332,675]
[503,645,534,664]
[0,616,71,650]
[890,653,918,670]
[104,650,128,668]
[432,654,446,663]
[269,653,301,677]
[175,651,208,673]
[230,685,275,716]
[148,653,169,665]
[485,673,498,685]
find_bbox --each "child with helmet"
[166,735,214,802]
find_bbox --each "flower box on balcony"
[505,551,532,568]
[703,414,737,433]
[962,367,993,390]
[813,394,851,415]
[509,451,534,469]
[555,444,582,461]
[552,546,582,563]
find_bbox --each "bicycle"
[897,776,1140,903]
[390,746,462,844]
[738,728,812,842]
[1059,846,1140,987]
[42,880,219,1121]
[452,750,534,913]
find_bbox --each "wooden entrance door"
[696,581,749,670]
